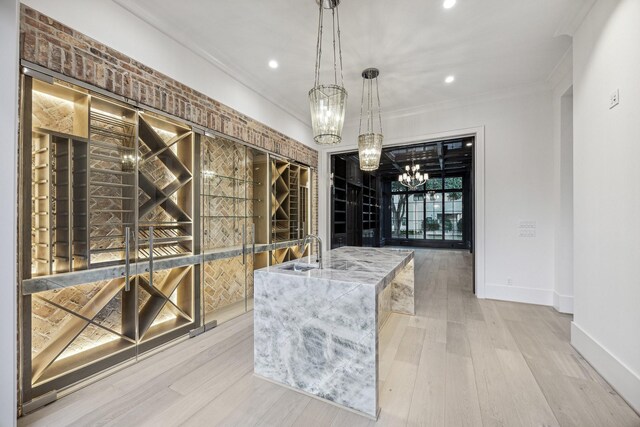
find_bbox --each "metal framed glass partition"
[20,75,198,403]
[18,72,315,410]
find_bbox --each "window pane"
[425,192,443,240]
[407,194,423,239]
[424,177,443,190]
[391,181,406,192]
[390,194,406,238]
[444,191,463,240]
[444,177,463,190]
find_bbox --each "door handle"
[124,227,130,292]
[242,224,246,265]
[251,223,255,255]
[149,226,154,288]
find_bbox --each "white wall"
[321,85,556,304]
[572,0,640,412]
[21,0,313,147]
[0,0,19,424]
[550,49,575,314]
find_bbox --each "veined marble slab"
[254,246,414,418]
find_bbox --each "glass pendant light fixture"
[309,0,347,145]
[398,161,428,190]
[358,68,383,171]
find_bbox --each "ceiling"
[339,137,474,178]
[114,0,590,126]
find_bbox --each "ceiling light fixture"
[445,75,455,84]
[308,0,347,145]
[399,161,428,190]
[358,68,384,171]
[466,142,473,147]
[268,60,279,69]
[443,0,456,9]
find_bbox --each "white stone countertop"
[256,246,414,294]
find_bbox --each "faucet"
[301,234,323,269]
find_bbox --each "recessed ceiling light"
[466,142,473,147]
[268,60,279,69]
[443,0,456,9]
[445,75,455,84]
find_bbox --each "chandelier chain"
[358,77,365,135]
[313,2,323,87]
[336,5,344,85]
[376,76,383,134]
[313,2,344,87]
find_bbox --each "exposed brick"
[19,5,317,169]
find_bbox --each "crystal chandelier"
[308,0,347,145]
[358,68,383,171]
[398,162,428,190]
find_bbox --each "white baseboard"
[484,283,553,306]
[571,322,640,414]
[553,291,574,314]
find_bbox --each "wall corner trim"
[553,291,574,314]
[571,322,640,414]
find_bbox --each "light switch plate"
[610,89,620,109]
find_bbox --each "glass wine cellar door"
[19,73,313,407]
[200,135,261,327]
[21,76,197,402]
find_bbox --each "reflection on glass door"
[201,135,249,327]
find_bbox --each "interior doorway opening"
[330,137,474,251]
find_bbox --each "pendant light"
[398,161,428,190]
[358,67,383,171]
[309,0,347,145]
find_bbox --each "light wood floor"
[20,249,640,427]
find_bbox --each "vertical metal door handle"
[242,224,246,265]
[124,227,130,291]
[252,223,256,254]
[149,226,154,288]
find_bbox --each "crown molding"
[554,0,596,38]
[112,0,311,128]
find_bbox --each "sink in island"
[253,246,415,419]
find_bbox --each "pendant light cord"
[313,2,323,87]
[376,76,383,134]
[314,1,344,88]
[358,72,383,135]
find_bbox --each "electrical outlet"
[507,277,513,286]
[519,221,536,238]
[610,89,620,109]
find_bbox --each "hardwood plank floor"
[19,249,640,427]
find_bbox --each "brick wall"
[19,5,318,168]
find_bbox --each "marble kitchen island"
[253,246,415,419]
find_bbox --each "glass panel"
[444,176,463,190]
[444,191,463,241]
[407,193,424,239]
[202,255,246,325]
[201,135,247,251]
[137,112,194,261]
[137,266,195,345]
[201,136,250,327]
[424,177,443,191]
[29,277,136,388]
[391,194,406,238]
[391,180,406,192]
[425,192,443,240]
[88,97,137,268]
